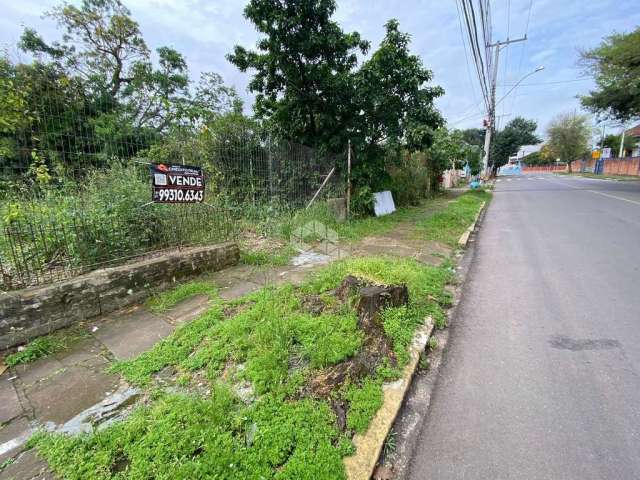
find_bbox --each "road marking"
[587,190,640,206]
[496,179,502,182]
[507,179,512,182]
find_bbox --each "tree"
[20,0,239,134]
[350,19,443,189]
[491,117,540,169]
[546,113,592,173]
[354,19,443,151]
[227,0,369,151]
[580,27,640,121]
[460,128,485,149]
[20,0,148,97]
[602,133,635,156]
[6,0,239,177]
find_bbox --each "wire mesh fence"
[1,87,345,290]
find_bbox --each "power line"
[499,77,592,86]
[455,0,482,109]
[510,0,534,115]
[458,0,492,111]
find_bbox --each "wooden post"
[347,140,352,220]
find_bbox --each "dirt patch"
[301,294,326,315]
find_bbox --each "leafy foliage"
[545,113,592,172]
[580,27,640,121]
[490,117,540,169]
[228,0,368,152]
[27,200,481,479]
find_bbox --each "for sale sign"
[150,163,205,203]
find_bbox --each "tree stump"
[356,284,409,333]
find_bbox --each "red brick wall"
[569,157,640,176]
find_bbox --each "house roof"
[625,124,640,137]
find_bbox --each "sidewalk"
[0,200,456,480]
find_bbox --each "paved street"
[408,174,640,479]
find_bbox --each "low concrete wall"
[0,242,239,350]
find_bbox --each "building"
[624,124,640,157]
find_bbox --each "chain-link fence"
[1,88,344,290]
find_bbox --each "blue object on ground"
[470,180,481,189]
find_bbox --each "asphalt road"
[407,174,640,479]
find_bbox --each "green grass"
[417,190,490,246]
[263,196,451,245]
[345,378,384,433]
[240,245,296,266]
[147,281,218,313]
[4,326,89,367]
[33,256,455,480]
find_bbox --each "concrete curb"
[343,317,434,480]
[457,201,486,247]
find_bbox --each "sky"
[2,0,639,139]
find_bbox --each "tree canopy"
[490,117,540,169]
[546,113,592,172]
[227,0,369,151]
[580,27,640,121]
[354,19,443,151]
[1,0,241,177]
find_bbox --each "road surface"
[407,174,640,479]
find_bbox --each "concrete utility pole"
[482,35,527,177]
[619,124,626,158]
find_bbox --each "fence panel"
[1,122,344,290]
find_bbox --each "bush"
[0,162,232,284]
[388,151,432,207]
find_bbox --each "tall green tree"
[354,19,443,151]
[491,117,540,169]
[5,0,240,176]
[350,19,443,189]
[227,0,369,151]
[580,27,640,121]
[546,113,592,173]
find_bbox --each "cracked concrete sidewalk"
[0,202,454,480]
[0,260,325,479]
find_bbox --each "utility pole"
[482,35,527,178]
[618,124,626,158]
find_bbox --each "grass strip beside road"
[417,190,491,246]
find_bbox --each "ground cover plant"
[29,256,454,480]
[4,326,89,367]
[147,281,218,313]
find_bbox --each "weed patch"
[5,326,89,367]
[147,281,218,313]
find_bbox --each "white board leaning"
[373,191,396,216]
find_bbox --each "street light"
[495,65,545,107]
